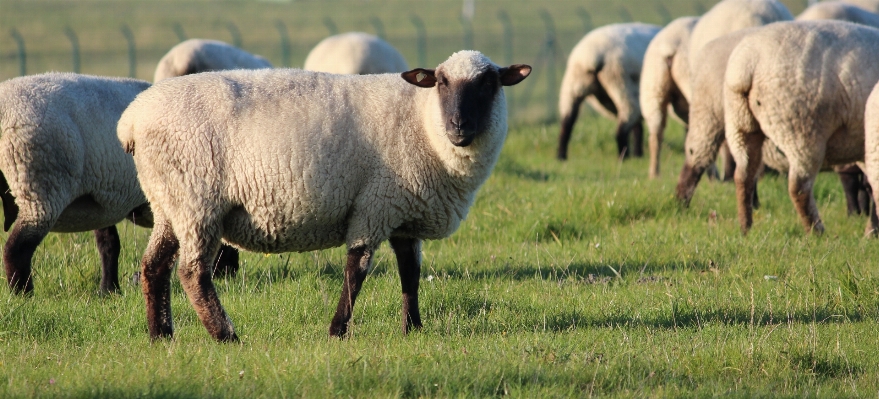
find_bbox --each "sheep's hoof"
[329,320,350,338]
[216,332,240,343]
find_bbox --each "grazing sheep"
[688,0,793,73]
[724,20,879,234]
[557,23,661,160]
[304,32,408,75]
[118,51,531,342]
[640,16,698,178]
[683,0,792,181]
[798,1,879,27]
[153,39,272,82]
[0,73,151,294]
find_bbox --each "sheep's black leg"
[557,96,585,161]
[94,225,121,294]
[4,222,49,294]
[837,168,863,216]
[390,237,422,334]
[329,246,372,338]
[615,123,630,158]
[141,220,179,340]
[631,122,644,158]
[212,244,239,278]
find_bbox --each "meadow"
[4,0,879,397]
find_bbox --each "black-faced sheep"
[118,51,531,341]
[304,32,409,75]
[153,39,272,82]
[724,21,879,234]
[557,23,661,160]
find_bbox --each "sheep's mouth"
[447,132,475,147]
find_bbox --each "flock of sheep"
[560,0,879,236]
[0,29,531,341]
[5,0,879,342]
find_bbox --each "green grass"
[1,114,879,397]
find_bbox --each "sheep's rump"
[0,73,149,232]
[120,69,453,253]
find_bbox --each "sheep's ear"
[498,64,532,86]
[401,68,437,87]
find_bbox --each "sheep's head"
[402,51,531,147]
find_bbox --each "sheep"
[153,39,272,82]
[724,20,879,234]
[303,32,408,75]
[0,73,152,294]
[0,72,242,295]
[640,16,698,179]
[688,0,793,73]
[557,23,661,160]
[798,1,879,27]
[117,50,531,342]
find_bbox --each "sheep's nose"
[450,117,469,131]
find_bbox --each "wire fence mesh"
[1,0,811,124]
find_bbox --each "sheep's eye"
[438,76,448,86]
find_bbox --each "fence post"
[323,17,338,36]
[497,10,514,113]
[410,14,427,67]
[460,16,473,50]
[618,6,633,22]
[539,9,557,122]
[10,28,26,76]
[275,20,291,67]
[655,2,672,24]
[226,22,242,47]
[121,24,137,78]
[576,7,593,35]
[64,27,80,73]
[173,23,187,42]
[370,16,386,40]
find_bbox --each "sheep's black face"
[401,59,532,148]
[434,68,503,147]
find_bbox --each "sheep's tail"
[722,44,760,159]
[117,106,138,155]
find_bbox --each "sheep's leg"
[733,134,764,235]
[3,221,50,294]
[614,122,630,158]
[788,168,824,234]
[94,225,120,294]
[647,118,666,179]
[329,246,373,338]
[556,96,585,160]
[720,142,736,182]
[212,244,239,278]
[176,230,237,342]
[675,163,707,206]
[838,169,864,216]
[390,237,422,334]
[866,181,878,236]
[631,122,644,158]
[141,219,179,340]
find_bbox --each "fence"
[1,0,812,124]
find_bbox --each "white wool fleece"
[304,32,409,75]
[153,39,272,82]
[0,72,150,232]
[119,50,509,254]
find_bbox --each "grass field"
[1,113,879,397]
[3,0,879,397]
